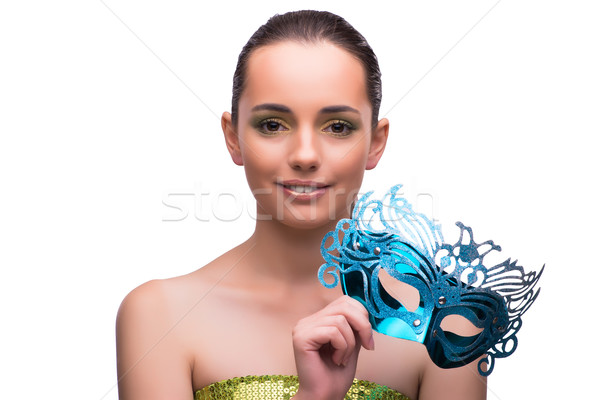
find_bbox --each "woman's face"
[223,40,388,229]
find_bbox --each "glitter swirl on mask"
[318,184,544,375]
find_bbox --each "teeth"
[286,185,318,194]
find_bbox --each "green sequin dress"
[195,375,410,400]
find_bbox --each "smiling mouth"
[277,181,330,195]
[282,184,320,194]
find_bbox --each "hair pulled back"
[230,10,382,130]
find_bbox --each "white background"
[1,1,598,399]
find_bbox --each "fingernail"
[369,334,375,350]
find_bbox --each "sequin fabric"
[195,375,410,400]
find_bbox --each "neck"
[246,215,342,285]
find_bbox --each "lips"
[284,185,319,194]
[277,179,330,198]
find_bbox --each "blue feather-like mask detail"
[318,184,544,376]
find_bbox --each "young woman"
[116,10,487,400]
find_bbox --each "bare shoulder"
[115,243,252,399]
[117,239,253,324]
[417,315,488,400]
[418,358,487,400]
[117,279,169,320]
[116,278,183,337]
[115,277,192,399]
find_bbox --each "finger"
[342,296,374,350]
[324,296,375,351]
[300,325,349,366]
[296,314,357,365]
[323,315,356,365]
[346,331,363,366]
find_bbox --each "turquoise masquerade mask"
[318,185,544,376]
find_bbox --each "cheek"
[329,144,370,208]
[242,153,277,187]
[329,140,370,178]
[239,140,282,191]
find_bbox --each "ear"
[221,111,243,166]
[366,118,389,170]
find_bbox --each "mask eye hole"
[440,314,484,337]
[378,268,421,312]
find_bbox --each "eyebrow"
[250,103,360,115]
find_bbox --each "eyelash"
[254,118,356,137]
[323,120,356,137]
[255,118,289,135]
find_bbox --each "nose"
[287,125,321,172]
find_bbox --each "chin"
[276,206,351,231]
[280,217,335,231]
[254,187,355,230]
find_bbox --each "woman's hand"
[291,296,375,400]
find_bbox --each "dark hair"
[230,10,382,130]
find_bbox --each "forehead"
[240,41,369,114]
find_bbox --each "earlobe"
[365,118,389,170]
[221,111,244,166]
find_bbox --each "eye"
[256,118,289,135]
[322,120,356,137]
